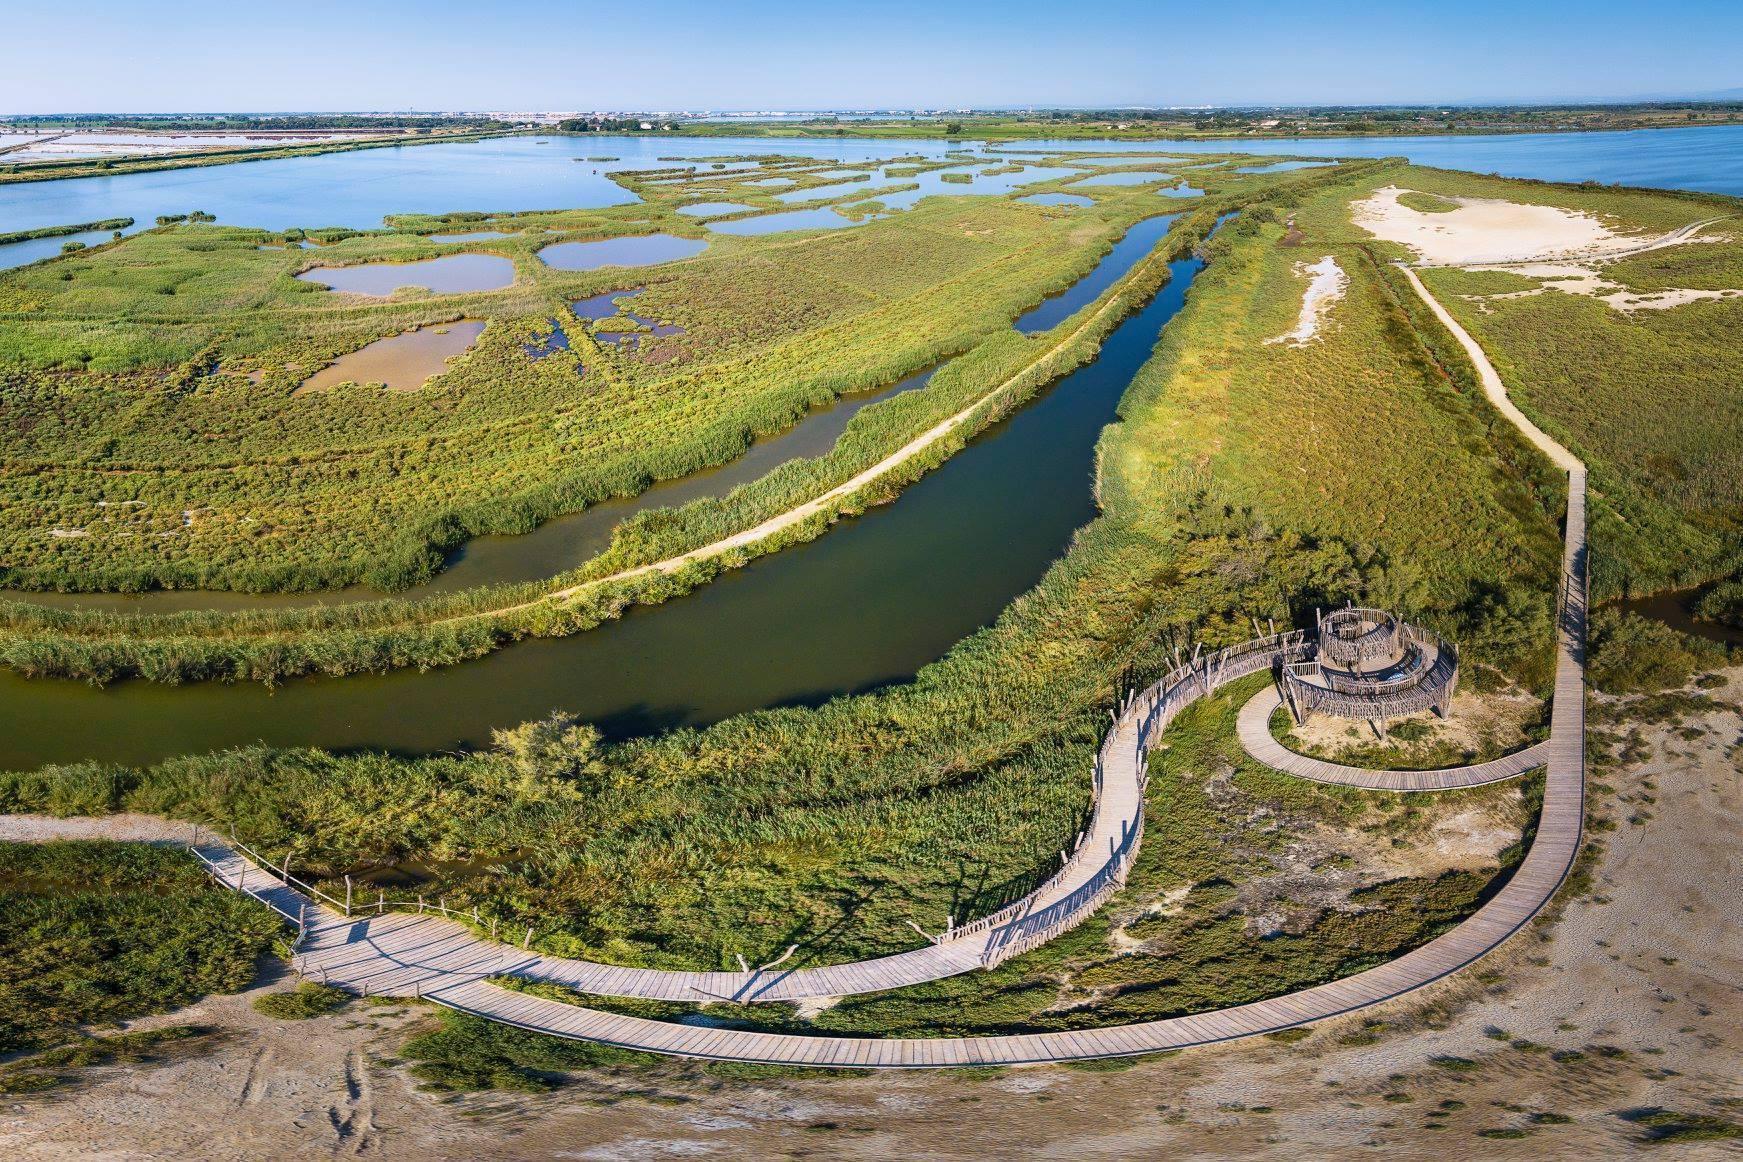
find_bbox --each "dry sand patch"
[1267,254,1347,346]
[1357,185,1741,313]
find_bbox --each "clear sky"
[6,0,1740,113]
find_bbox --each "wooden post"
[344,875,353,917]
[523,927,533,950]
[377,890,385,915]
[281,850,291,882]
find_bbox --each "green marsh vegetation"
[1,160,1200,599]
[0,162,1567,983]
[1,159,1322,683]
[0,841,281,1060]
[502,676,1539,1041]
[0,218,134,246]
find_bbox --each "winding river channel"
[0,216,1192,770]
[4,127,1739,772]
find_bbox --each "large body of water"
[4,124,1740,242]
[2,125,1738,771]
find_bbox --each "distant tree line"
[557,117,678,133]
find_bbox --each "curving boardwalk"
[1,262,1589,1066]
[1235,685,1550,790]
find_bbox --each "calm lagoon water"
[537,233,708,269]
[1071,171,1175,187]
[6,126,1739,240]
[296,252,515,295]
[708,205,859,235]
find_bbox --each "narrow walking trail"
[0,261,1590,1067]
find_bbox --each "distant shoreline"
[0,128,505,186]
[4,113,1741,189]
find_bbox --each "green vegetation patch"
[252,982,347,1020]
[0,840,281,1056]
[1395,191,1459,214]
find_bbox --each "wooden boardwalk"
[6,264,1589,1066]
[1235,685,1549,790]
[277,635,1291,1004]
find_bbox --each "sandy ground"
[1285,685,1543,766]
[1356,185,1740,313]
[6,671,1739,1159]
[1465,258,1743,313]
[1355,185,1671,267]
[1266,255,1347,346]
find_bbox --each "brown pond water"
[293,321,486,394]
[296,252,515,295]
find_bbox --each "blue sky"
[5,0,1740,113]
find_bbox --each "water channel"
[0,225,1202,770]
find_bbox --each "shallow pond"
[0,228,121,271]
[1018,193,1094,208]
[537,233,707,270]
[296,253,515,295]
[676,202,755,217]
[295,321,486,393]
[708,206,860,235]
[1614,587,1743,648]
[1234,160,1336,174]
[1156,183,1207,199]
[521,319,573,362]
[1071,171,1175,187]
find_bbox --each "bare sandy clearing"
[1361,185,1741,313]
[1355,185,1667,266]
[1266,254,1347,346]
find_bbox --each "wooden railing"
[976,630,1310,968]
